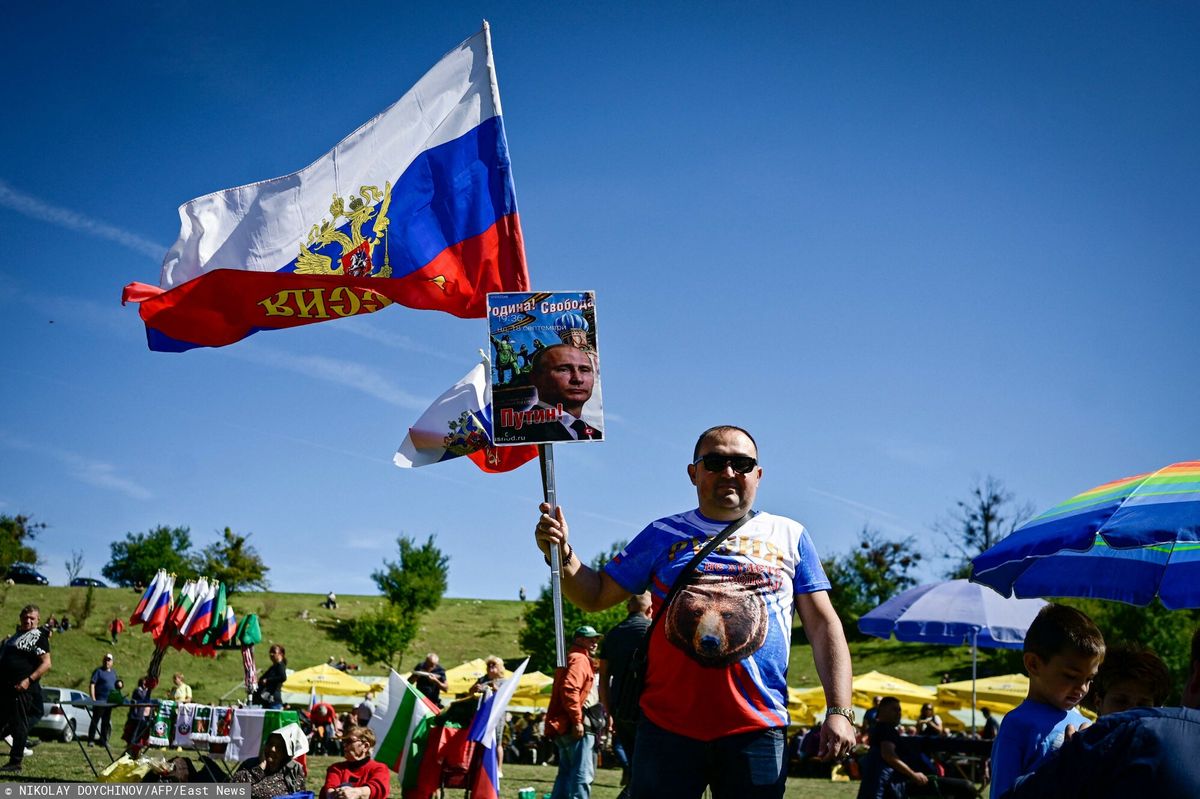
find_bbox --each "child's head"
[1088,643,1171,716]
[115,679,124,690]
[1022,604,1105,711]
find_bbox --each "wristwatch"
[826,706,855,723]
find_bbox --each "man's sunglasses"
[694,454,758,474]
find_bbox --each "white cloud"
[0,434,152,501]
[805,485,916,536]
[0,179,166,262]
[328,317,463,363]
[229,344,430,409]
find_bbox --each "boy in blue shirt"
[989,604,1105,799]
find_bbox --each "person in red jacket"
[321,726,390,799]
[545,625,602,799]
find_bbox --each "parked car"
[5,564,49,586]
[69,577,107,588]
[32,687,91,742]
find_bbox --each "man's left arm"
[795,590,855,759]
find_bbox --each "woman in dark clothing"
[257,644,287,709]
[233,723,308,799]
[123,676,154,754]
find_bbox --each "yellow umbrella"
[851,671,937,722]
[787,687,818,726]
[282,664,371,697]
[937,673,1028,713]
[510,671,554,709]
[443,659,489,695]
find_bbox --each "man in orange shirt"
[545,626,602,799]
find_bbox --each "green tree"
[519,542,628,673]
[102,525,198,587]
[340,604,418,669]
[936,476,1033,579]
[0,514,43,573]
[1064,598,1200,702]
[372,535,450,613]
[341,535,449,668]
[823,527,922,636]
[196,527,270,593]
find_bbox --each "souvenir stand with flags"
[125,569,263,764]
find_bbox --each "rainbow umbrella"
[971,461,1200,609]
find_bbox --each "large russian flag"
[123,23,529,352]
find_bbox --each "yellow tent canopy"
[937,673,1028,713]
[282,664,371,697]
[850,671,937,723]
[787,687,818,726]
[510,671,554,709]
[443,659,512,696]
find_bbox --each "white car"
[33,687,92,742]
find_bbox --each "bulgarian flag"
[176,578,210,644]
[370,670,439,790]
[168,579,200,632]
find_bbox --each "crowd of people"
[0,428,1196,799]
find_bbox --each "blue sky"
[1,2,1197,601]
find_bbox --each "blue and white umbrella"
[859,579,1047,729]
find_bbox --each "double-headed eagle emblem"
[294,183,393,278]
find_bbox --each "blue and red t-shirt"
[603,508,830,740]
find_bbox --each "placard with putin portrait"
[486,291,604,445]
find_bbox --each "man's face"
[687,429,762,520]
[1025,650,1102,711]
[103,656,114,669]
[876,701,901,725]
[531,346,595,412]
[576,635,600,655]
[17,610,39,632]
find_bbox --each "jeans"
[629,718,786,799]
[551,733,595,799]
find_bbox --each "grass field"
[0,583,986,793]
[4,584,989,701]
[0,741,861,798]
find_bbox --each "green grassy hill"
[6,584,988,701]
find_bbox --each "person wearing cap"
[545,625,603,799]
[88,653,119,746]
[534,425,855,799]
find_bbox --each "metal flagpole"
[539,443,567,669]
[971,628,978,734]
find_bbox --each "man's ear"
[687,463,698,485]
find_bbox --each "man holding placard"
[534,425,855,799]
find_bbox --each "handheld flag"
[467,658,528,799]
[123,23,530,352]
[369,670,439,790]
[394,360,537,473]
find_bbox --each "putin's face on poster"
[530,345,595,417]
